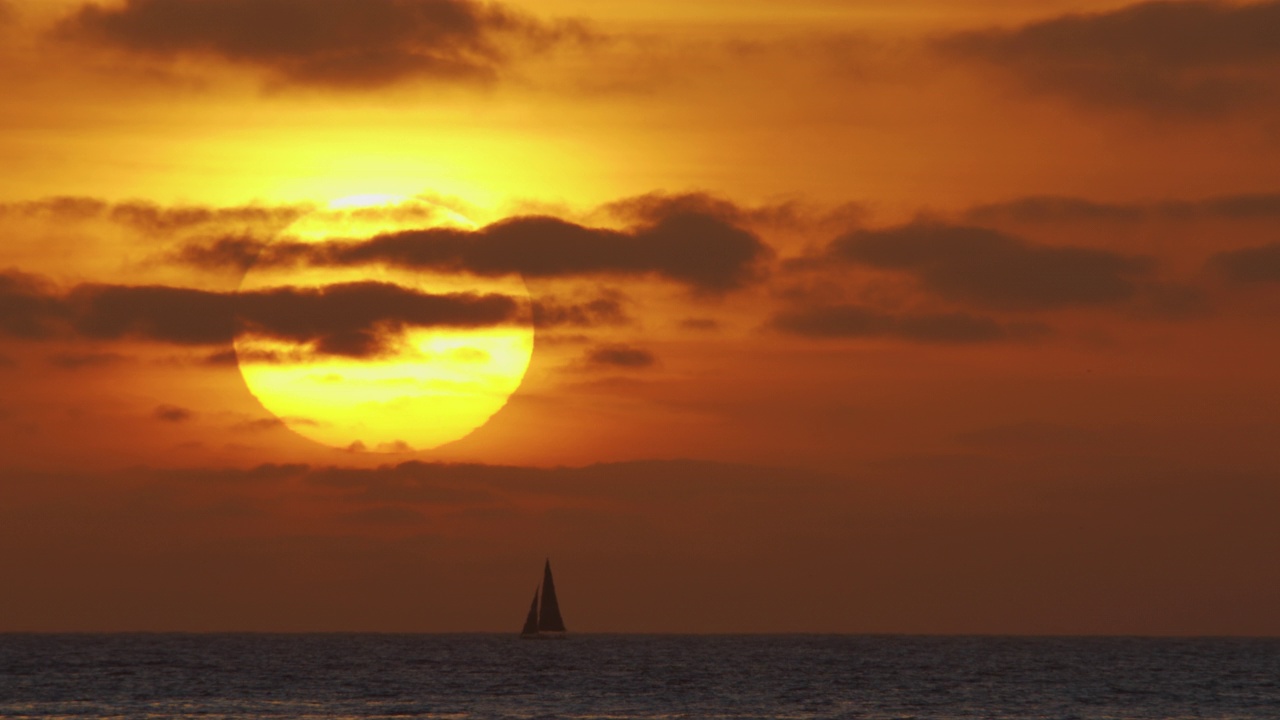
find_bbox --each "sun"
[234,195,533,452]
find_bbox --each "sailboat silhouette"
[520,559,566,638]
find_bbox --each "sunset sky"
[3,0,1280,635]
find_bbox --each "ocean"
[2,634,1277,719]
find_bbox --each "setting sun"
[235,198,533,451]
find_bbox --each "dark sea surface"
[2,634,1278,719]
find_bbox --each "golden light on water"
[235,196,533,452]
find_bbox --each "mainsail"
[538,560,566,633]
[520,559,567,636]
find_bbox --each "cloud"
[2,274,634,358]
[966,193,1280,224]
[584,343,657,368]
[70,281,521,357]
[154,405,193,423]
[1202,193,1280,219]
[0,270,67,339]
[0,197,305,233]
[111,203,305,235]
[232,209,770,293]
[939,0,1280,116]
[203,347,312,366]
[602,192,870,239]
[0,197,109,220]
[236,282,521,356]
[826,223,1153,310]
[531,296,629,328]
[200,349,240,366]
[68,284,239,346]
[170,236,267,273]
[680,318,720,331]
[46,351,130,369]
[54,0,591,89]
[1209,242,1280,283]
[306,462,495,504]
[956,421,1116,453]
[340,505,426,526]
[604,192,756,225]
[296,458,808,509]
[231,416,321,432]
[965,196,1148,224]
[5,275,519,357]
[771,304,1047,344]
[1133,283,1211,320]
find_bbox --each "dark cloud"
[340,505,426,525]
[5,275,517,358]
[771,304,1047,344]
[111,203,304,235]
[201,349,240,366]
[604,192,754,225]
[1201,193,1280,219]
[237,282,520,357]
[940,0,1280,116]
[680,318,721,331]
[234,209,770,293]
[0,197,304,233]
[534,333,592,346]
[55,0,590,89]
[2,274,632,358]
[0,196,108,220]
[0,270,67,339]
[46,351,130,369]
[532,297,629,328]
[165,237,262,275]
[69,284,239,346]
[603,192,867,236]
[827,223,1152,310]
[1209,242,1280,283]
[154,404,193,423]
[231,416,321,433]
[307,462,495,504]
[965,196,1148,224]
[297,458,804,508]
[956,421,1112,450]
[70,281,520,357]
[584,343,657,368]
[203,347,305,366]
[1133,283,1211,320]
[966,193,1280,224]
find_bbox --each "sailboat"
[520,559,567,638]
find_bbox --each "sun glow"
[327,193,410,210]
[235,198,533,452]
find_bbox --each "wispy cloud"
[824,223,1152,310]
[53,0,594,90]
[940,0,1280,116]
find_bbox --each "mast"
[520,586,540,636]
[537,559,566,632]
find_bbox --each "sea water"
[2,634,1277,719]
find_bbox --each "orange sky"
[2,0,1280,634]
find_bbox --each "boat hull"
[520,631,567,640]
